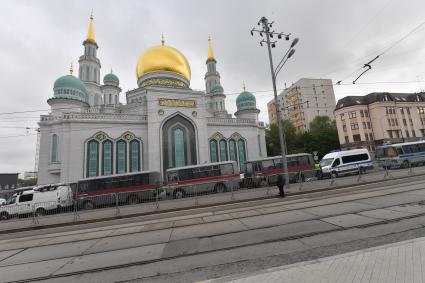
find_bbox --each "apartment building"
[267,78,336,131]
[335,92,425,152]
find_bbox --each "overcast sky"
[1,0,425,174]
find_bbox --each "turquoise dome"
[104,73,119,84]
[211,84,223,93]
[53,75,88,103]
[236,91,256,111]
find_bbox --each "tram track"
[1,179,425,283]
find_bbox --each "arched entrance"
[162,114,197,173]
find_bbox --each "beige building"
[335,92,425,152]
[267,78,336,131]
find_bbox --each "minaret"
[205,36,221,94]
[78,13,102,107]
[204,37,228,117]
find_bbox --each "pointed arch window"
[102,140,113,176]
[130,140,140,172]
[116,140,127,174]
[238,139,247,172]
[173,127,186,167]
[87,140,99,177]
[219,139,228,161]
[210,140,218,163]
[51,134,59,162]
[94,95,100,107]
[229,139,237,162]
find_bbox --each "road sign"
[313,151,319,161]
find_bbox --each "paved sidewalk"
[207,236,425,283]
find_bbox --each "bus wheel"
[35,208,46,217]
[402,160,410,169]
[0,212,9,220]
[214,183,226,193]
[82,201,95,210]
[173,189,185,199]
[127,195,139,205]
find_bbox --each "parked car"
[0,183,74,220]
[320,148,373,178]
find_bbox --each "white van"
[320,148,373,178]
[0,184,74,220]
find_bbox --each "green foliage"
[266,116,340,160]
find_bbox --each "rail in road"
[1,164,425,234]
[1,177,425,282]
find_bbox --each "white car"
[320,148,373,178]
[0,184,74,220]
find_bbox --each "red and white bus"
[243,153,317,187]
[76,171,162,209]
[165,161,240,198]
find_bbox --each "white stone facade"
[36,22,266,185]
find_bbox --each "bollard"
[357,164,362,182]
[32,204,39,224]
[155,187,160,210]
[329,171,336,186]
[115,193,120,216]
[298,171,304,191]
[265,176,271,195]
[408,162,413,175]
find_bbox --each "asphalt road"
[1,177,425,282]
[2,163,425,233]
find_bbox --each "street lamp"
[251,16,298,197]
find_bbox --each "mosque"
[37,15,267,185]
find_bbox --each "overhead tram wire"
[337,18,425,84]
[2,78,425,118]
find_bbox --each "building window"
[210,140,218,163]
[412,130,416,138]
[353,134,361,142]
[343,124,347,132]
[367,122,371,129]
[360,110,364,117]
[403,119,407,126]
[387,131,393,139]
[351,123,359,130]
[407,108,411,115]
[51,134,59,162]
[369,133,374,140]
[219,140,228,161]
[406,130,410,138]
[365,110,369,117]
[87,140,99,177]
[102,140,113,176]
[362,122,366,129]
[173,128,186,168]
[348,111,357,118]
[410,119,413,126]
[116,140,127,174]
[238,139,247,172]
[229,139,238,162]
[130,140,140,172]
[94,94,100,107]
[344,136,349,143]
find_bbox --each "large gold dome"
[136,44,191,81]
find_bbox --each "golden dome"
[136,41,191,81]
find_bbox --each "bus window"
[332,158,340,167]
[274,158,282,169]
[179,169,194,181]
[168,172,178,182]
[287,157,298,168]
[341,153,368,164]
[220,163,234,175]
[211,165,221,177]
[298,155,310,166]
[261,160,275,171]
[418,143,425,152]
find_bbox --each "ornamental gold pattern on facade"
[141,78,187,88]
[158,98,197,108]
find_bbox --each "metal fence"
[1,161,425,228]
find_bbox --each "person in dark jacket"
[277,174,285,197]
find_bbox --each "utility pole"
[251,16,298,196]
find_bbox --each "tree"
[265,116,340,159]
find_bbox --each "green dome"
[236,91,256,111]
[104,73,119,84]
[54,75,87,94]
[53,75,88,103]
[211,84,223,93]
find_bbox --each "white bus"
[165,161,240,198]
[320,148,373,178]
[376,140,425,169]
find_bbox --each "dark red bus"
[243,153,317,187]
[76,171,162,209]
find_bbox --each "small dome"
[136,44,191,81]
[236,91,256,111]
[53,75,88,103]
[104,73,119,84]
[211,84,224,93]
